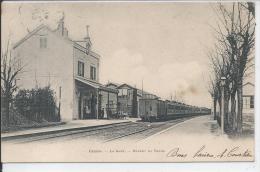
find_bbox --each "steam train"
[139,98,211,122]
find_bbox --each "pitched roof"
[117,83,135,89]
[73,42,100,59]
[243,82,255,87]
[12,24,101,59]
[13,24,46,49]
[13,24,73,49]
[117,83,158,98]
[105,82,121,87]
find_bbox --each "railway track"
[2,122,134,143]
[3,115,198,144]
[103,116,194,143]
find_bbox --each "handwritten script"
[166,145,253,159]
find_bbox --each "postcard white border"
[2,0,260,172]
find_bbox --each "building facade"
[117,84,140,118]
[242,82,254,114]
[241,82,254,130]
[106,83,158,118]
[13,18,117,121]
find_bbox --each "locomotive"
[139,97,211,122]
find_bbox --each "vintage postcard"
[1,1,256,162]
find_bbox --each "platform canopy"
[75,77,118,93]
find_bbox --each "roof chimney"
[86,25,90,38]
[56,12,68,37]
[84,25,92,54]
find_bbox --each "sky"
[1,2,222,108]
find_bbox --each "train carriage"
[139,98,167,121]
[139,98,157,121]
[157,99,167,120]
[139,98,211,122]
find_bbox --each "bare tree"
[1,39,24,127]
[226,3,254,134]
[208,44,231,126]
[207,73,219,120]
[211,2,255,134]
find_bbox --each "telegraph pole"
[220,76,226,134]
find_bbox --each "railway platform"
[1,118,138,140]
[142,114,254,144]
[141,115,225,143]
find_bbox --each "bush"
[14,86,60,122]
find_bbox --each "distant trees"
[208,3,255,134]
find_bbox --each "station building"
[106,83,158,118]
[13,17,118,121]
